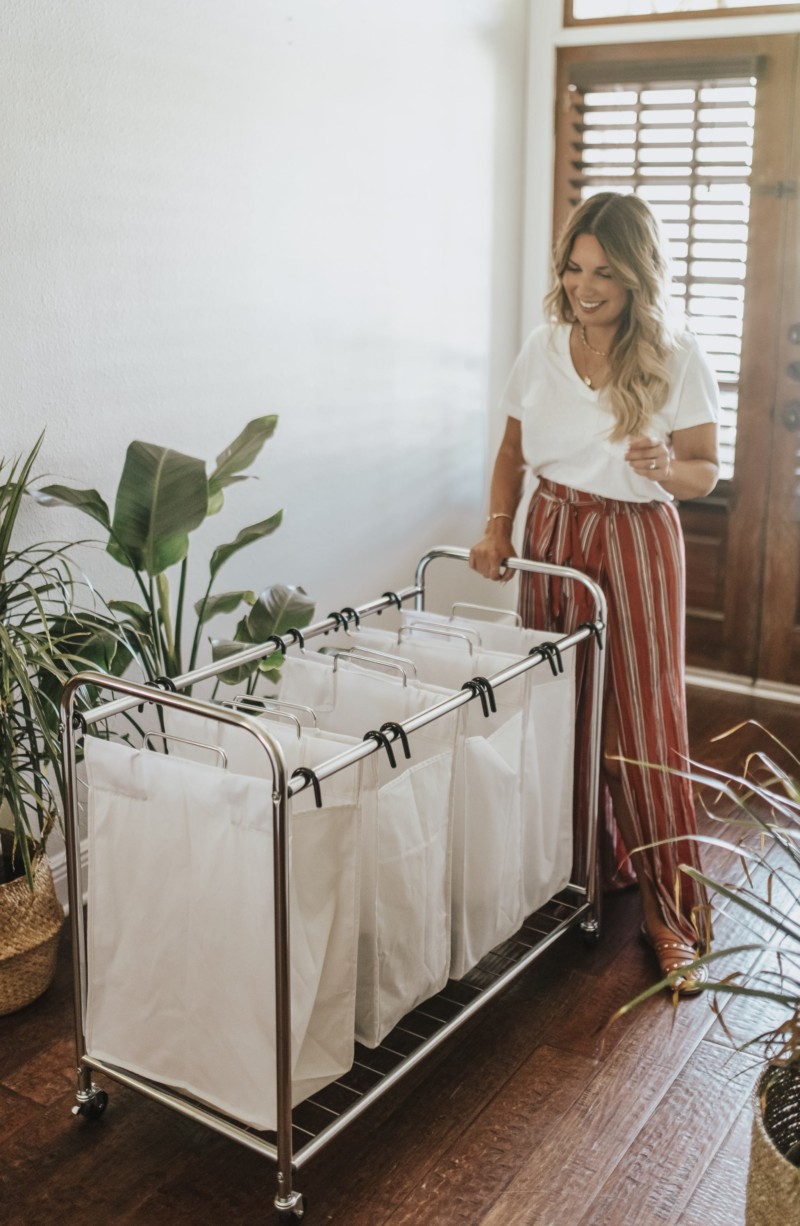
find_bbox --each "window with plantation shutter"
[564,63,758,481]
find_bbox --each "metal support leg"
[59,693,101,1116]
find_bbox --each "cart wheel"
[277,1194,306,1222]
[73,1090,109,1121]
[581,926,601,948]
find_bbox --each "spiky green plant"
[1,434,131,887]
[614,722,800,1086]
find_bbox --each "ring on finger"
[649,460,657,470]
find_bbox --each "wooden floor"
[1,686,796,1225]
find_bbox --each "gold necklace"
[580,325,610,357]
[574,326,606,388]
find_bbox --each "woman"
[469,192,719,995]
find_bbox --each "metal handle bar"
[451,602,522,627]
[230,695,318,731]
[143,731,228,768]
[399,623,476,654]
[331,649,409,685]
[414,546,607,628]
[224,702,302,738]
[330,645,418,677]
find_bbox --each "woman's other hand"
[624,434,672,484]
[626,424,719,499]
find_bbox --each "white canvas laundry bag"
[330,628,531,977]
[399,611,576,917]
[84,723,362,1131]
[278,652,458,1046]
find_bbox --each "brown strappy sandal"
[641,924,708,997]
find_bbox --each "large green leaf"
[209,638,260,686]
[208,416,278,509]
[207,476,247,517]
[33,484,111,532]
[244,584,315,642]
[194,589,256,624]
[108,600,152,632]
[209,511,283,578]
[108,441,209,577]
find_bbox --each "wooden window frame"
[564,1,800,28]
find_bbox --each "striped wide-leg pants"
[518,478,708,945]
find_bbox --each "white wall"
[2,0,529,641]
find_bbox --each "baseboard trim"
[50,842,88,915]
[686,667,800,705]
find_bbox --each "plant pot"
[747,1065,800,1223]
[0,851,65,1015]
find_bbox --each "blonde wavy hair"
[544,192,676,441]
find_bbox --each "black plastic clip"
[282,627,305,650]
[461,677,496,718]
[291,766,323,809]
[578,620,605,651]
[71,711,87,737]
[151,675,178,692]
[530,642,563,676]
[363,729,397,769]
[263,634,288,655]
[378,591,403,614]
[379,721,412,761]
[341,606,361,629]
[324,611,349,635]
[473,676,497,715]
[138,674,178,711]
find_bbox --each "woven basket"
[747,1065,800,1224]
[0,853,65,1015]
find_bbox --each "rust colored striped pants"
[518,478,708,945]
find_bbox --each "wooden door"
[554,34,800,684]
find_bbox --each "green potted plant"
[37,416,315,692]
[613,723,800,1224]
[0,435,131,1014]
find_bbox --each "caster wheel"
[581,926,600,948]
[277,1194,306,1222]
[73,1090,109,1120]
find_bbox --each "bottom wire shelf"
[287,884,589,1166]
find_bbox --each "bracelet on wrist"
[487,511,513,525]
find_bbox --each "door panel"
[720,35,799,680]
[757,53,800,683]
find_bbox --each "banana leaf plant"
[36,417,315,691]
[1,434,132,887]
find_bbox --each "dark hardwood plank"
[384,1045,593,1225]
[574,1042,754,1226]
[677,1100,754,1226]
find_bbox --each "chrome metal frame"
[61,547,606,1222]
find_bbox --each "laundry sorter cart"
[60,547,607,1222]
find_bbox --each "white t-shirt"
[500,323,720,503]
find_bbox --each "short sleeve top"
[500,323,720,502]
